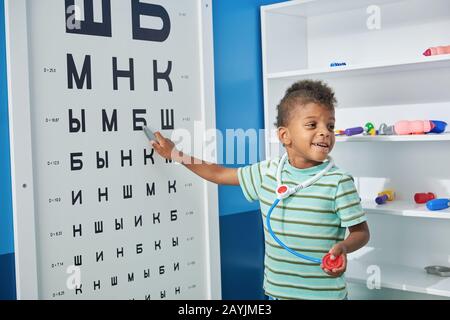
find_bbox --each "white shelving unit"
[346,256,450,298]
[261,0,450,299]
[362,200,450,220]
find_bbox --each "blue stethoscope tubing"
[267,198,322,263]
[266,153,335,264]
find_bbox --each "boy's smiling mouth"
[311,142,330,152]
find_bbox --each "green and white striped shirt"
[237,157,366,300]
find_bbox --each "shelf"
[266,55,450,81]
[336,132,450,142]
[361,200,450,220]
[262,0,398,17]
[346,257,450,298]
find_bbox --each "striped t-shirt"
[237,157,366,300]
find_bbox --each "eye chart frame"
[5,0,221,299]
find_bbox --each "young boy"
[150,80,370,300]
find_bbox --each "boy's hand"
[321,243,347,277]
[149,131,239,185]
[150,132,178,161]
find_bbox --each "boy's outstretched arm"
[151,131,240,186]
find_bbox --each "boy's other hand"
[151,132,178,161]
[321,242,347,277]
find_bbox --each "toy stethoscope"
[266,153,344,270]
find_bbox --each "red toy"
[322,253,344,270]
[423,45,450,56]
[414,192,436,204]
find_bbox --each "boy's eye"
[328,124,335,130]
[306,123,316,128]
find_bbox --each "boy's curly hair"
[275,80,336,127]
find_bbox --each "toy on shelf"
[425,265,450,277]
[344,127,364,136]
[423,45,450,57]
[330,62,347,67]
[414,192,436,204]
[364,122,376,136]
[394,120,434,135]
[426,198,450,211]
[430,120,447,134]
[375,189,395,205]
[338,120,446,137]
[378,123,396,135]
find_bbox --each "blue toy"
[426,198,450,211]
[430,120,447,134]
[330,62,347,67]
[344,127,364,136]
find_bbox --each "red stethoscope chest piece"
[322,253,344,270]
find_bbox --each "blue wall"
[213,0,283,299]
[0,0,17,300]
[214,0,280,216]
[0,0,283,300]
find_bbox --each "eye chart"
[5,0,220,299]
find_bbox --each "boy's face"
[278,102,335,167]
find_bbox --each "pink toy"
[394,120,434,135]
[423,45,450,56]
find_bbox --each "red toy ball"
[322,253,344,270]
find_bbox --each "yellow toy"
[375,189,395,204]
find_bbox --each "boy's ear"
[278,127,291,147]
